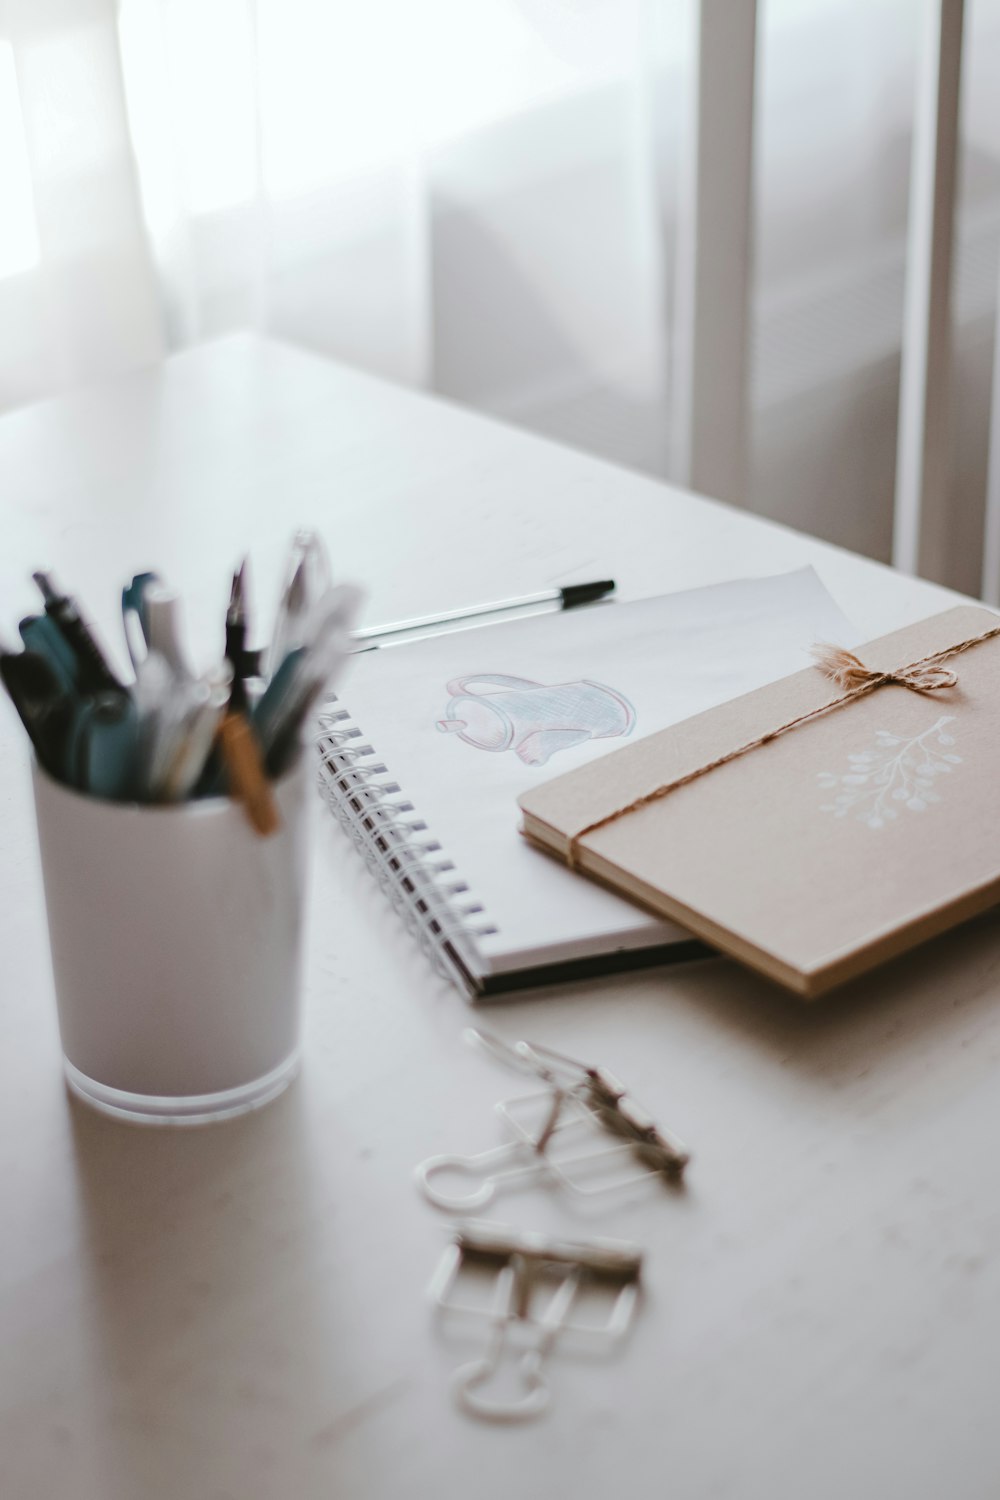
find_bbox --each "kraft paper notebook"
[518,604,1000,999]
[317,568,854,995]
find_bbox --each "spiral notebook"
[317,569,855,995]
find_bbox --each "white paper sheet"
[329,568,856,977]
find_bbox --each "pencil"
[217,712,280,836]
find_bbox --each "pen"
[19,614,79,692]
[0,649,76,778]
[256,582,363,773]
[266,555,309,683]
[225,561,251,713]
[32,570,123,693]
[131,649,175,799]
[145,586,192,680]
[265,530,332,680]
[217,710,279,836]
[69,692,138,799]
[351,579,616,650]
[161,677,228,801]
[253,646,305,762]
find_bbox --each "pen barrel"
[48,601,123,694]
[32,761,310,1120]
[218,712,279,834]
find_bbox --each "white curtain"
[0,0,661,409]
[3,0,1000,592]
[0,0,162,409]
[116,0,665,402]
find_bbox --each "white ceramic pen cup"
[31,761,311,1125]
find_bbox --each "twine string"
[565,622,1000,866]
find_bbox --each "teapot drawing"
[436,673,636,767]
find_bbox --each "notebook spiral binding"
[315,700,498,996]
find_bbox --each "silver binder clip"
[415,1028,689,1211]
[429,1220,642,1423]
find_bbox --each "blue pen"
[19,614,79,693]
[252,646,307,761]
[68,692,139,798]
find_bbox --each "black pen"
[352,579,616,651]
[225,560,255,713]
[0,649,76,778]
[32,570,123,694]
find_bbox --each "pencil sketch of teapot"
[436,673,636,767]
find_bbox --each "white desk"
[1,335,996,1499]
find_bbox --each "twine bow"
[810,644,958,695]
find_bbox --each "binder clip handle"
[450,1259,580,1423]
[451,1356,550,1424]
[415,1142,544,1212]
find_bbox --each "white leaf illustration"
[817,716,960,829]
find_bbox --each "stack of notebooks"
[317,568,857,995]
[519,602,1000,997]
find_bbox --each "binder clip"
[416,1028,690,1211]
[429,1220,643,1423]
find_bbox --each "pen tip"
[229,559,249,610]
[560,579,616,608]
[288,555,308,607]
[32,570,57,603]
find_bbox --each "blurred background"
[1,0,998,595]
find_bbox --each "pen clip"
[122,572,160,673]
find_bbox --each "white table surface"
[1,334,996,1500]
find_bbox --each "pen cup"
[31,761,311,1125]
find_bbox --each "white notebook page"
[333,569,856,975]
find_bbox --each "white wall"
[428,0,1000,597]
